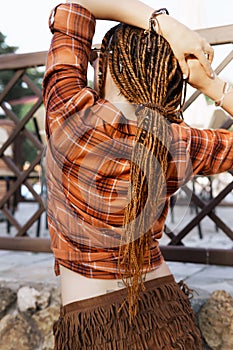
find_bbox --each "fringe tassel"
[53,278,203,350]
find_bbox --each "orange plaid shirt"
[43,3,233,278]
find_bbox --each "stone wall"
[0,283,60,350]
[197,290,233,350]
[0,282,233,350]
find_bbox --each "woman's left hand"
[157,15,214,80]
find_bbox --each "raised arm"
[66,0,214,79]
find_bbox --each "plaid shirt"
[43,3,233,278]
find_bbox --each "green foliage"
[0,32,18,54]
[0,32,44,98]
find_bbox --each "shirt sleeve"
[190,126,233,175]
[168,122,233,194]
[42,3,97,127]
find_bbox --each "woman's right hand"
[157,14,214,80]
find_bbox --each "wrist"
[203,77,233,111]
[205,79,228,104]
[197,75,224,101]
[214,82,231,107]
[155,15,181,39]
[149,9,169,35]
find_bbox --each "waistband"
[61,274,175,315]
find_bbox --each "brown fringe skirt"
[53,275,203,350]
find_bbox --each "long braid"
[98,24,184,319]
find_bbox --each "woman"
[43,1,233,349]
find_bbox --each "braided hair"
[98,23,185,319]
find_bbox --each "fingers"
[178,53,213,81]
[177,42,214,80]
[202,39,214,63]
[167,27,215,81]
[195,49,215,79]
[194,38,214,78]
